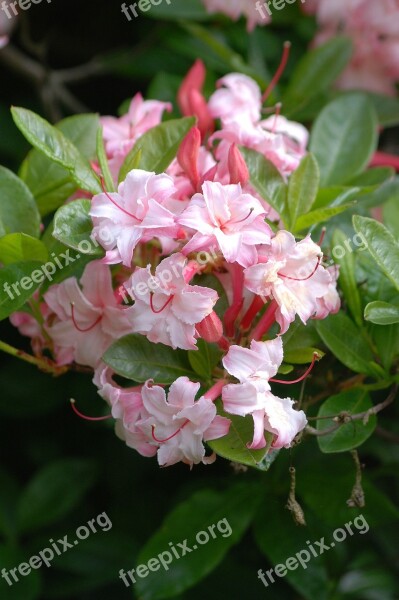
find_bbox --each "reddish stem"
[240,296,265,331]
[250,300,278,341]
[204,379,228,402]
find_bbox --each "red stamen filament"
[279,256,322,282]
[233,208,254,225]
[70,399,112,421]
[100,177,140,221]
[150,294,174,314]
[151,419,190,443]
[270,353,318,385]
[318,227,326,247]
[262,41,291,102]
[71,303,102,332]
[272,102,282,133]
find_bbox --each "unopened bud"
[196,311,223,342]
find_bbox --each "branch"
[305,386,398,437]
[0,339,68,377]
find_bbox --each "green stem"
[0,340,68,377]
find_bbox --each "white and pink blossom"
[44,261,133,368]
[90,169,180,267]
[179,181,272,267]
[222,338,307,449]
[127,253,218,350]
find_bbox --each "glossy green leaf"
[188,340,221,381]
[332,229,362,326]
[11,107,101,194]
[0,262,43,320]
[284,37,352,107]
[316,389,376,453]
[293,204,353,232]
[119,116,195,182]
[0,233,48,265]
[103,334,197,384]
[135,482,262,600]
[208,401,270,469]
[366,92,399,127]
[19,114,100,217]
[287,153,319,229]
[315,312,379,377]
[310,94,378,186]
[364,302,399,325]
[241,148,288,224]
[353,215,399,291]
[0,166,41,238]
[96,126,116,192]
[349,167,395,187]
[53,199,102,255]
[284,348,324,364]
[17,459,97,533]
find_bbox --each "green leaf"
[353,215,399,291]
[332,229,362,326]
[208,401,270,469]
[0,166,41,238]
[284,37,352,107]
[240,148,288,224]
[284,348,324,364]
[135,483,262,600]
[0,234,48,265]
[312,186,364,211]
[96,126,116,192]
[364,301,399,325]
[0,262,43,320]
[316,389,376,453]
[315,312,379,377]
[348,167,395,187]
[0,544,42,599]
[293,204,353,232]
[383,184,399,236]
[119,116,195,183]
[103,334,197,384]
[17,459,97,534]
[188,339,221,381]
[53,199,102,255]
[20,114,100,217]
[309,94,378,186]
[287,153,320,229]
[366,92,399,127]
[254,502,330,600]
[147,0,208,19]
[11,107,101,194]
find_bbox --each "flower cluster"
[304,0,399,95]
[10,61,340,468]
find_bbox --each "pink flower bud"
[197,311,223,343]
[228,144,249,185]
[178,59,206,116]
[178,127,201,189]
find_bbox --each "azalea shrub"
[1,1,399,599]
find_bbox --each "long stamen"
[270,353,318,385]
[278,256,322,282]
[262,41,291,102]
[149,294,174,314]
[272,102,282,133]
[71,303,102,332]
[151,419,190,443]
[318,227,326,247]
[233,207,254,225]
[70,399,112,421]
[100,177,140,221]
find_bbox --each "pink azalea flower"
[127,253,218,350]
[222,338,307,449]
[44,261,134,368]
[90,169,180,267]
[202,0,271,31]
[178,181,272,267]
[244,231,340,334]
[208,73,263,125]
[136,378,230,467]
[101,93,171,178]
